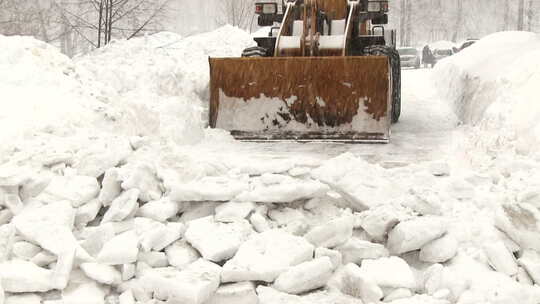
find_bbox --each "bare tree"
[518,0,525,30]
[56,0,172,49]
[526,0,535,31]
[452,0,463,42]
[215,0,255,30]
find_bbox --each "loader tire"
[365,45,402,123]
[242,46,268,57]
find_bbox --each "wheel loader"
[209,0,401,143]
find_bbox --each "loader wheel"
[242,46,268,57]
[365,45,402,123]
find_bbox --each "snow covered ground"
[0,28,540,304]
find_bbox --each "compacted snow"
[0,28,540,304]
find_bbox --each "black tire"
[242,46,268,57]
[365,45,401,123]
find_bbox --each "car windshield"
[435,49,453,56]
[398,48,417,56]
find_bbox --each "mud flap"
[209,56,391,143]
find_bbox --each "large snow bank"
[434,31,540,154]
[76,26,254,145]
[0,35,112,147]
[0,25,254,160]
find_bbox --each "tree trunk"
[405,0,412,46]
[452,0,463,42]
[526,0,534,31]
[503,0,510,31]
[517,0,525,30]
[399,0,406,46]
[98,0,104,48]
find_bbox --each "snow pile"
[0,26,254,162]
[434,31,540,155]
[0,35,114,150]
[75,26,254,144]
[1,147,539,304]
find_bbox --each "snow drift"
[434,31,540,154]
[0,25,254,160]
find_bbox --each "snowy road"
[190,68,459,168]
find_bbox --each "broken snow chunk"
[483,241,518,276]
[139,222,185,252]
[180,202,218,223]
[50,248,76,290]
[274,257,334,294]
[256,286,300,304]
[357,204,409,241]
[387,216,448,255]
[315,247,342,269]
[185,216,253,262]
[305,216,353,248]
[335,238,389,264]
[102,189,139,223]
[98,169,122,206]
[36,175,99,207]
[80,224,116,257]
[31,251,57,267]
[0,260,53,292]
[419,234,458,263]
[215,202,255,223]
[140,259,222,304]
[404,188,444,216]
[518,249,540,284]
[137,198,179,222]
[384,288,413,302]
[311,153,404,211]
[166,240,200,270]
[97,230,139,265]
[360,256,416,289]
[12,241,41,260]
[3,194,23,215]
[249,212,270,233]
[61,272,106,304]
[339,263,384,303]
[119,289,135,304]
[75,199,102,228]
[80,262,122,285]
[222,230,314,283]
[495,203,540,251]
[13,201,78,255]
[206,281,258,304]
[5,294,41,304]
[138,251,168,268]
[0,209,13,226]
[122,264,135,281]
[517,266,534,285]
[170,176,249,202]
[19,175,51,202]
[0,224,15,262]
[121,163,162,203]
[236,175,329,203]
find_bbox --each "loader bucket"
[209,56,391,143]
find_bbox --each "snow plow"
[209,0,401,143]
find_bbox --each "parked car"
[432,48,454,65]
[458,39,479,52]
[398,47,421,69]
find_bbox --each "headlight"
[255,2,278,15]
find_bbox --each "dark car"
[458,39,479,52]
[432,48,454,65]
[398,47,421,69]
